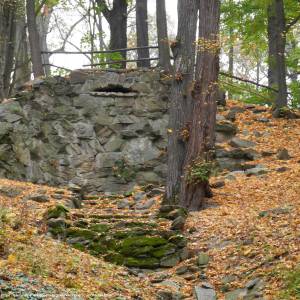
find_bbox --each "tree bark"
[156,0,171,71]
[165,0,198,205]
[96,0,128,68]
[136,0,150,67]
[267,0,288,113]
[36,7,53,76]
[0,1,17,99]
[26,0,45,77]
[180,0,220,211]
[14,10,31,90]
[228,27,234,98]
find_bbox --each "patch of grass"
[278,266,300,299]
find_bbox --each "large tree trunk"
[156,0,171,71]
[0,1,17,99]
[267,0,288,114]
[26,0,45,77]
[97,0,128,68]
[180,0,220,211]
[136,0,150,68]
[165,0,198,204]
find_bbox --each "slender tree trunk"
[97,0,128,68]
[0,1,17,99]
[136,0,150,67]
[267,0,288,114]
[156,0,171,71]
[3,5,16,97]
[288,38,298,82]
[165,0,198,204]
[256,57,261,90]
[26,0,45,77]
[14,9,31,89]
[180,0,220,211]
[228,27,234,99]
[36,7,52,76]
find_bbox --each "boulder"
[229,137,256,148]
[197,252,210,266]
[194,283,217,300]
[277,148,291,160]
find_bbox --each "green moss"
[119,221,158,228]
[66,228,98,240]
[127,245,154,256]
[49,227,66,236]
[73,220,89,228]
[152,244,176,258]
[124,257,160,268]
[72,243,86,251]
[89,223,110,233]
[105,252,125,265]
[168,235,186,248]
[112,229,155,239]
[46,205,69,219]
[88,242,107,255]
[186,159,214,184]
[121,236,167,248]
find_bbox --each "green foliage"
[112,159,136,182]
[186,159,214,185]
[289,81,300,108]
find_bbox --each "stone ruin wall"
[0,70,170,193]
[0,69,249,193]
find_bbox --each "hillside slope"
[0,101,299,299]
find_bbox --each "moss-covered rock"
[72,243,86,251]
[152,244,176,258]
[120,236,167,250]
[124,257,160,268]
[46,205,69,219]
[160,253,180,267]
[168,235,186,248]
[66,227,98,240]
[88,223,110,233]
[88,242,107,255]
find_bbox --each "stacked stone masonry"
[0,70,170,192]
[0,69,253,193]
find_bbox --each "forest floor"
[0,101,299,299]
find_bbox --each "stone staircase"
[46,191,189,269]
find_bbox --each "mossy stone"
[105,252,125,265]
[152,244,176,258]
[66,227,98,240]
[46,205,69,219]
[89,223,110,233]
[88,242,107,255]
[197,252,210,266]
[124,257,160,268]
[72,243,86,251]
[49,226,66,236]
[168,235,187,248]
[121,236,167,248]
[73,219,89,228]
[160,253,180,267]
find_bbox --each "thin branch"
[84,57,159,67]
[95,0,111,20]
[286,13,300,32]
[42,46,159,54]
[43,63,72,72]
[220,71,278,92]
